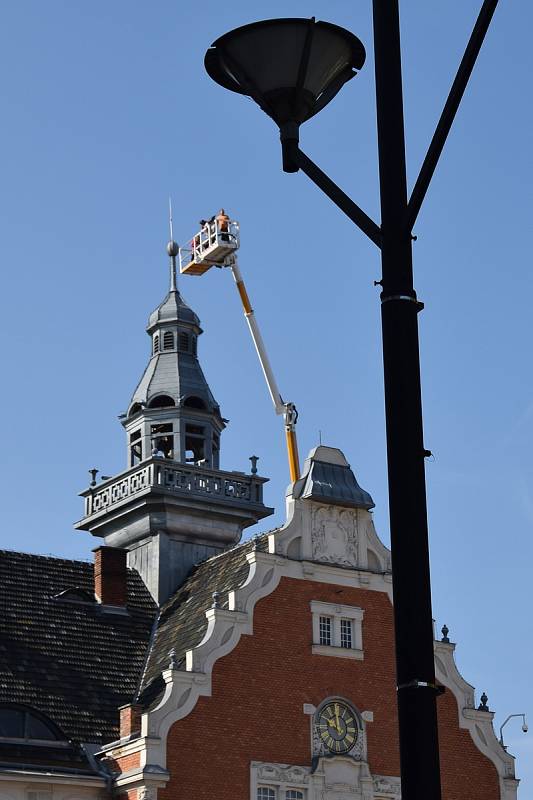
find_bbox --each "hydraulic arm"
[178,215,301,482]
[229,261,300,482]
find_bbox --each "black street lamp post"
[205,3,498,798]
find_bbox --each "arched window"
[0,705,63,741]
[128,402,143,418]
[183,396,206,410]
[163,331,174,350]
[147,395,175,409]
[153,334,160,354]
[178,332,189,352]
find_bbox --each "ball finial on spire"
[167,240,179,257]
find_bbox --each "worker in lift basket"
[215,208,230,241]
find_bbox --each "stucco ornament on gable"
[270,447,390,573]
[372,775,402,797]
[311,506,358,566]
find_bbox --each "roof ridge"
[0,548,92,565]
[192,532,269,568]
[135,608,162,702]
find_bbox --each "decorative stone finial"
[478,692,489,712]
[168,647,178,669]
[441,624,450,643]
[89,468,99,487]
[249,455,259,475]
[212,591,221,609]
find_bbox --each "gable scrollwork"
[311,506,359,567]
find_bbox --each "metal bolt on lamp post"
[204,3,499,798]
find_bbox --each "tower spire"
[167,197,178,292]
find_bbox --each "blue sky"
[1,0,532,789]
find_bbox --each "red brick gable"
[158,576,499,800]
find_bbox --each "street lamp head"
[205,18,365,171]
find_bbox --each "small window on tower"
[130,430,142,466]
[319,616,332,646]
[163,331,174,350]
[147,395,175,409]
[185,423,205,464]
[192,337,197,356]
[186,423,204,435]
[128,403,142,417]
[153,334,160,354]
[151,424,172,434]
[184,396,206,410]
[153,436,173,458]
[178,332,189,352]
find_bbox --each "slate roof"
[0,536,270,749]
[147,289,201,332]
[138,535,269,704]
[292,448,375,510]
[0,550,157,746]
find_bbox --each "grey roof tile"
[0,550,157,745]
[139,535,269,702]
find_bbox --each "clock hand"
[328,715,341,735]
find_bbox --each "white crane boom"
[178,214,300,481]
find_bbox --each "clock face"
[316,701,358,754]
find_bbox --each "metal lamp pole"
[296,4,498,795]
[373,3,441,796]
[204,2,499,796]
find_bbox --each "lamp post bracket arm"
[405,0,499,233]
[295,147,382,249]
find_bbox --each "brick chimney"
[93,546,128,606]
[119,704,142,738]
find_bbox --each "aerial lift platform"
[179,211,300,482]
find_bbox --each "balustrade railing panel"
[83,459,263,518]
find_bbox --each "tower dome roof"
[147,289,201,333]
